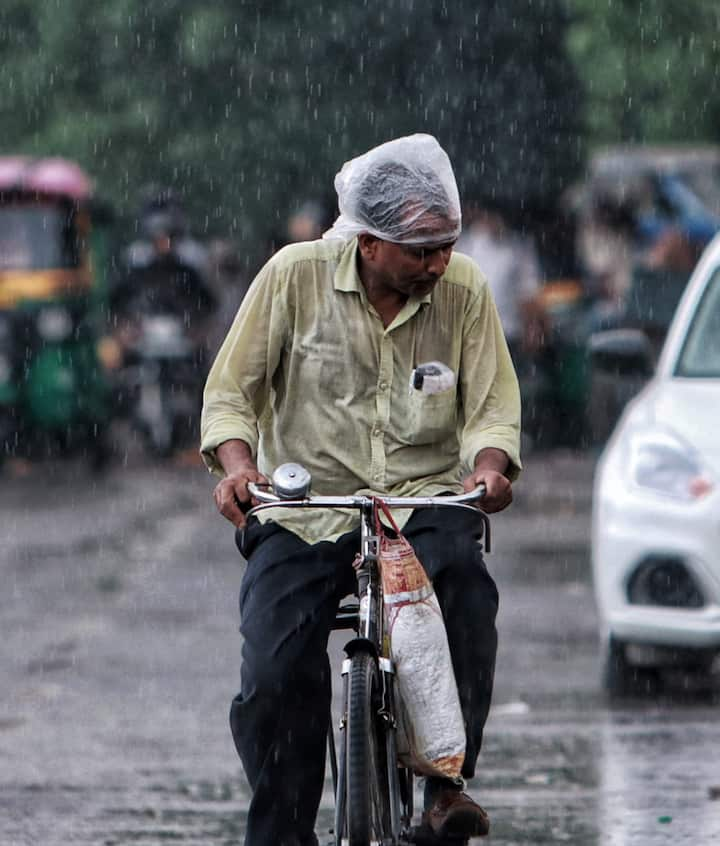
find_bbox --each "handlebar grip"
[235,495,253,515]
[247,480,282,504]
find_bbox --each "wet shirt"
[200,238,521,544]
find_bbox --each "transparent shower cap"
[323,133,461,246]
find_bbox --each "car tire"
[602,637,661,699]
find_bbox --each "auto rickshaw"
[0,157,112,469]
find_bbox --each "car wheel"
[661,648,718,695]
[602,637,661,699]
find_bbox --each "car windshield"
[0,203,79,271]
[676,267,720,377]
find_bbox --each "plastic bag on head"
[323,134,461,246]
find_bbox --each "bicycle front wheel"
[346,650,393,846]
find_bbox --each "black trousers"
[230,507,499,846]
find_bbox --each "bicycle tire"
[346,650,392,846]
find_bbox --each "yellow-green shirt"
[201,237,521,543]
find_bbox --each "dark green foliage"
[0,0,582,267]
[567,0,720,145]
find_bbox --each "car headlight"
[36,307,73,342]
[627,426,713,501]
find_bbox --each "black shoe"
[420,789,490,840]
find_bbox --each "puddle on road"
[94,775,248,846]
[509,547,589,585]
[6,706,720,845]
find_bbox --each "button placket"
[369,334,394,485]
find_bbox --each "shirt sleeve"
[458,278,522,480]
[200,259,288,476]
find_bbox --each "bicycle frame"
[246,481,488,845]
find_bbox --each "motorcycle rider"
[108,189,217,453]
[111,188,216,344]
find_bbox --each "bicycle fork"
[329,502,412,844]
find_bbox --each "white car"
[592,234,720,695]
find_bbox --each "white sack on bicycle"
[375,500,465,779]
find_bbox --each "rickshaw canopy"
[0,157,93,201]
[0,157,98,307]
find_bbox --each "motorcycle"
[120,309,202,457]
[110,247,214,458]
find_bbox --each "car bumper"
[607,605,720,649]
[592,469,720,649]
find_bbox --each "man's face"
[358,210,459,298]
[370,238,456,298]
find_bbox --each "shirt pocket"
[402,386,458,445]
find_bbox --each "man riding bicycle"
[200,134,521,846]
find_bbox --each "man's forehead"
[401,212,460,246]
[413,226,459,242]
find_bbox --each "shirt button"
[378,380,388,391]
[372,426,382,437]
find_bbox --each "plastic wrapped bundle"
[323,133,461,246]
[376,502,465,779]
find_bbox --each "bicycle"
[246,463,489,846]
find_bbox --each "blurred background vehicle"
[457,197,587,452]
[579,146,720,246]
[558,145,720,445]
[591,230,720,697]
[0,157,113,471]
[108,188,217,458]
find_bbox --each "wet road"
[2,449,720,845]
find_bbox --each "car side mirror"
[589,328,655,378]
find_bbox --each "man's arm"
[201,258,287,526]
[200,258,286,474]
[456,276,523,512]
[212,439,268,529]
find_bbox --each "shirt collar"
[333,238,364,293]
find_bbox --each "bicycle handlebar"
[246,482,486,510]
[244,479,489,551]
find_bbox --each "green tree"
[0,0,582,266]
[567,0,720,145]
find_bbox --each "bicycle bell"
[272,463,312,499]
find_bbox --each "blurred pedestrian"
[456,198,546,367]
[286,200,327,243]
[577,193,637,329]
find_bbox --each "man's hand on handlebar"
[214,465,269,528]
[464,447,513,513]
[463,469,511,513]
[213,440,268,528]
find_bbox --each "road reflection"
[598,700,720,845]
